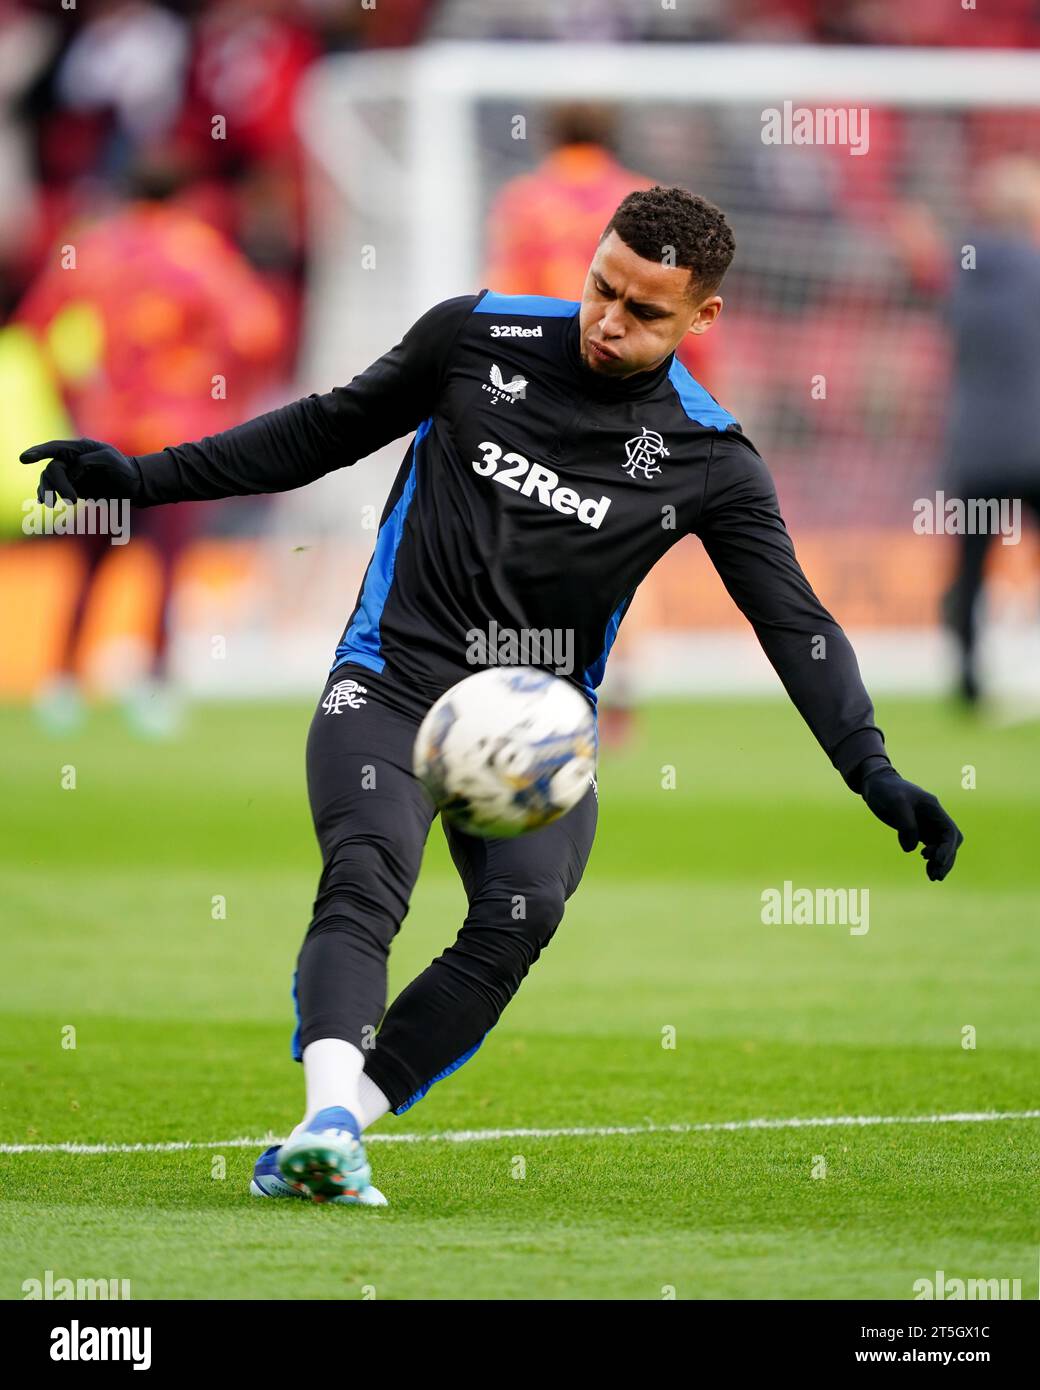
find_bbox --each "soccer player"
[21,186,964,1206]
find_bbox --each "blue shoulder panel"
[474,292,580,318]
[667,357,738,431]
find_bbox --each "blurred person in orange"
[15,146,286,735]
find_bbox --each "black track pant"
[293,662,598,1115]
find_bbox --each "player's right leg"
[257,664,436,1204]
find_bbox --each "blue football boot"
[251,1107,382,1206]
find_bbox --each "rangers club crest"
[622,427,669,480]
[322,679,368,713]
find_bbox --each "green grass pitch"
[1,693,1037,1300]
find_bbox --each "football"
[412,667,597,837]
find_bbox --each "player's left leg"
[362,778,599,1118]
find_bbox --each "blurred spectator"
[172,0,318,173]
[16,145,287,735]
[939,157,1040,702]
[0,2,57,315]
[52,0,189,174]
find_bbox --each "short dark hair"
[602,186,736,298]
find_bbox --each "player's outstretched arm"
[20,295,479,509]
[695,433,963,881]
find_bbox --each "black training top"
[133,290,888,790]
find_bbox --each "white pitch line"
[2,1109,1039,1155]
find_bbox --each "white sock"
[288,1040,391,1139]
[302,1038,365,1124]
[356,1071,392,1130]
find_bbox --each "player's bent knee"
[518,884,567,937]
[467,883,567,951]
[309,834,413,941]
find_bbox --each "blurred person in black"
[937,158,1040,703]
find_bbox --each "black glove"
[861,764,963,881]
[20,438,143,506]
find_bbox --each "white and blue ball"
[413,668,596,838]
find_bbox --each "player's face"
[579,230,722,378]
